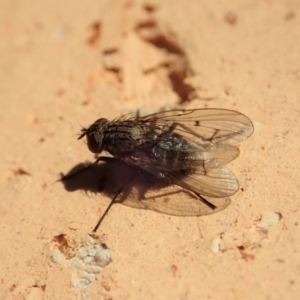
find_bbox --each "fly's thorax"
[103,120,158,156]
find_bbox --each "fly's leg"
[194,192,217,210]
[92,169,141,232]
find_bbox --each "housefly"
[78,108,254,231]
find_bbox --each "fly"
[77,108,254,231]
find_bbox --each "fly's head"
[79,118,109,153]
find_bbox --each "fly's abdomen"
[151,133,211,172]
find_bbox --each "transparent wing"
[169,159,239,197]
[208,144,240,165]
[121,185,231,217]
[137,108,254,145]
[109,161,231,216]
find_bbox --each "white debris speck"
[51,247,67,264]
[76,247,88,259]
[83,256,94,265]
[94,245,111,267]
[51,236,111,290]
[72,272,97,289]
[257,211,281,228]
[210,238,221,254]
[69,241,111,289]
[87,247,97,257]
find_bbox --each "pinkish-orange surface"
[1,0,299,299]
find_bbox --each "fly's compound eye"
[80,118,108,154]
[86,132,103,153]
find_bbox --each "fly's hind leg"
[92,169,142,232]
[194,192,217,210]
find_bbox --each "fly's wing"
[137,108,254,145]
[204,143,240,165]
[112,163,231,216]
[121,184,231,216]
[169,158,239,197]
